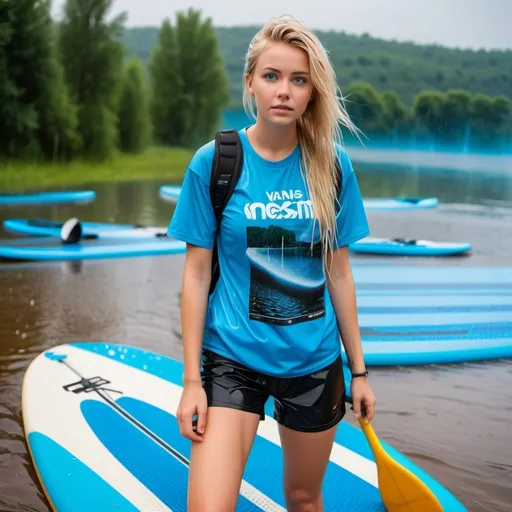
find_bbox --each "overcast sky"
[51,0,511,51]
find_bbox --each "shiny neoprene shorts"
[201,349,346,433]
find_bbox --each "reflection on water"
[1,158,512,512]
[352,151,512,208]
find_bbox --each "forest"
[122,25,512,151]
[123,25,512,106]
[2,0,511,171]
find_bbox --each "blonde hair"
[242,16,359,263]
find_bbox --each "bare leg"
[278,423,338,512]
[187,406,261,512]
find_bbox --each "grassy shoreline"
[0,147,192,192]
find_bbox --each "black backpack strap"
[210,129,243,224]
[208,129,244,294]
[334,154,343,213]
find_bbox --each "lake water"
[1,149,512,511]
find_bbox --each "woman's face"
[246,41,314,128]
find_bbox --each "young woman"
[168,15,376,512]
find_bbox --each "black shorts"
[200,349,346,433]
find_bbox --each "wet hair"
[242,16,360,264]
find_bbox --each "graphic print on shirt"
[244,188,325,326]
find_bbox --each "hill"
[121,25,512,106]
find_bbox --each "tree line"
[2,0,511,165]
[123,25,512,107]
[123,24,512,150]
[0,0,229,162]
[341,82,511,149]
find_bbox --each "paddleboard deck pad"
[0,190,95,206]
[351,237,472,256]
[22,342,466,511]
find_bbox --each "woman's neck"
[246,118,298,162]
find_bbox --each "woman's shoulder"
[333,143,356,185]
[187,138,216,183]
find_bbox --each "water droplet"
[21,333,27,339]
[108,349,116,357]
[143,365,148,371]
[15,330,20,335]
[29,300,34,306]
[120,355,125,360]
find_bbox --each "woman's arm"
[176,243,213,441]
[326,246,366,373]
[180,244,213,384]
[326,246,376,421]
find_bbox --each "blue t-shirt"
[168,127,370,378]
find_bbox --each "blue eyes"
[262,73,307,84]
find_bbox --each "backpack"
[207,129,342,295]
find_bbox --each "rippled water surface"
[1,152,512,511]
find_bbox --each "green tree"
[380,90,410,134]
[471,94,512,145]
[343,81,386,134]
[58,0,126,160]
[0,0,78,160]
[117,57,151,153]
[412,91,445,137]
[440,89,472,143]
[149,8,230,147]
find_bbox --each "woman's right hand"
[177,380,208,442]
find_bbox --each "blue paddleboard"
[358,321,512,366]
[0,236,185,261]
[3,218,164,239]
[350,237,472,256]
[0,190,95,206]
[22,342,467,511]
[361,197,439,211]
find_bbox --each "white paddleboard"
[22,342,467,511]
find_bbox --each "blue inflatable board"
[5,219,471,257]
[158,186,439,211]
[0,190,95,206]
[3,219,164,239]
[350,237,472,256]
[0,236,185,261]
[22,342,467,511]
[361,197,439,211]
[359,321,512,366]
[350,265,512,286]
[158,185,182,202]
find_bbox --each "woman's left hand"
[350,377,376,423]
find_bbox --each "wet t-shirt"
[168,127,370,377]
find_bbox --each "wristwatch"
[351,369,369,379]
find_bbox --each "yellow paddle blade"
[359,419,444,512]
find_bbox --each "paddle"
[357,407,444,512]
